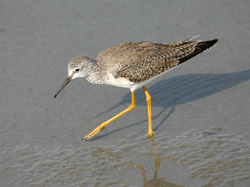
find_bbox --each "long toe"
[83,127,102,140]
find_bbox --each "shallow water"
[1,127,250,187]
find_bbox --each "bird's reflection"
[132,137,184,187]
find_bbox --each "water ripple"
[1,127,250,186]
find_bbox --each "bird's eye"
[75,69,80,72]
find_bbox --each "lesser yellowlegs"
[54,36,218,140]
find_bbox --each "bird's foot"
[83,124,105,141]
[147,131,156,144]
[147,130,156,138]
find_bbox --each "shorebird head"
[54,55,94,98]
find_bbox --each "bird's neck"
[85,59,104,84]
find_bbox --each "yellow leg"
[142,86,155,137]
[83,92,136,140]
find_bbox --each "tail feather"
[179,39,218,64]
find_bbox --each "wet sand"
[1,0,250,186]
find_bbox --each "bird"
[54,35,218,140]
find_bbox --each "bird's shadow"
[90,69,250,140]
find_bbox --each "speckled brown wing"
[113,41,200,83]
[115,59,180,83]
[96,37,217,83]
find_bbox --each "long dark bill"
[54,76,73,98]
